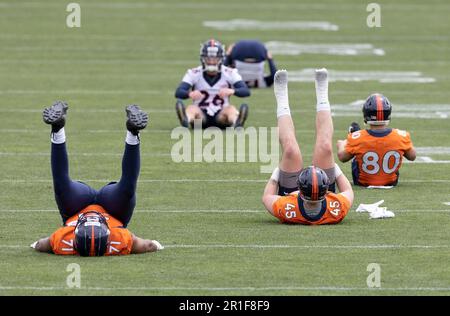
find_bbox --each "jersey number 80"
[362,151,401,174]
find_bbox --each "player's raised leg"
[311,68,336,185]
[43,101,97,223]
[96,105,148,227]
[274,70,303,194]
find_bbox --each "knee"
[283,141,301,160]
[317,140,333,157]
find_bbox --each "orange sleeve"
[106,228,134,256]
[272,197,285,221]
[50,227,76,255]
[345,132,360,155]
[338,193,351,218]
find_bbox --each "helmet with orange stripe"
[200,39,225,73]
[74,211,110,257]
[297,166,329,201]
[363,93,391,125]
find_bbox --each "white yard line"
[203,19,339,31]
[1,244,449,250]
[0,209,449,214]
[0,285,449,292]
[1,179,449,184]
[265,42,385,56]
[288,69,435,83]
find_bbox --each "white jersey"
[182,65,243,117]
[234,60,267,88]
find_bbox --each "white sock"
[126,131,139,145]
[51,127,66,144]
[274,70,291,118]
[315,68,331,112]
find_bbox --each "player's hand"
[189,90,204,101]
[218,88,235,98]
[267,51,273,59]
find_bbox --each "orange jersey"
[345,128,413,186]
[272,192,351,225]
[50,204,133,256]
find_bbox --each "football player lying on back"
[262,69,354,225]
[32,102,163,256]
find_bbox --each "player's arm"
[336,139,353,162]
[131,235,163,254]
[264,52,277,87]
[335,164,354,205]
[31,237,53,253]
[174,82,192,99]
[404,146,416,161]
[262,168,282,216]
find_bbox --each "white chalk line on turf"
[1,209,449,214]
[1,286,450,292]
[1,208,450,213]
[1,179,450,184]
[1,285,450,292]
[1,244,449,250]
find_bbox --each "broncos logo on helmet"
[297,166,330,201]
[363,93,392,125]
[200,39,225,73]
[74,211,110,257]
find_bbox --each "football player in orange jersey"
[336,94,416,187]
[31,102,163,256]
[262,69,354,225]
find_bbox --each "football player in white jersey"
[175,39,251,128]
[224,40,277,89]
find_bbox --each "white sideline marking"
[1,179,450,184]
[203,19,339,31]
[444,202,450,206]
[2,244,449,250]
[265,41,385,56]
[0,90,164,95]
[403,157,450,164]
[416,147,450,155]
[332,100,450,119]
[289,69,435,83]
[0,209,262,213]
[1,209,449,214]
[1,285,450,292]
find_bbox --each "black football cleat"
[234,103,249,128]
[348,122,361,134]
[175,100,189,128]
[42,101,69,133]
[126,105,149,135]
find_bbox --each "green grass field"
[1,0,450,296]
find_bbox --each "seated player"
[336,94,416,187]
[262,69,354,225]
[31,102,163,256]
[224,39,277,88]
[175,39,250,129]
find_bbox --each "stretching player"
[262,69,354,225]
[175,39,250,129]
[31,102,163,256]
[336,94,416,187]
[224,39,277,88]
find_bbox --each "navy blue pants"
[51,142,140,227]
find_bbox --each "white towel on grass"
[355,200,395,219]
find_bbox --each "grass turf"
[0,0,450,295]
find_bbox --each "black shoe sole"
[126,105,148,133]
[175,101,189,128]
[43,101,68,132]
[234,104,249,128]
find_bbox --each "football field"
[1,0,450,296]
